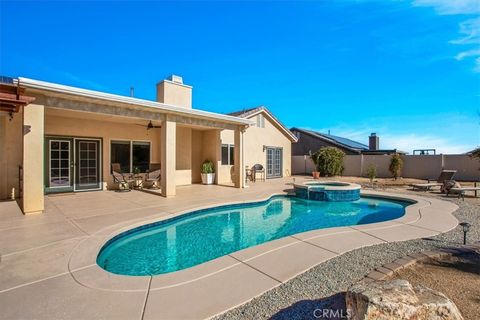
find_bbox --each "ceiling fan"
[137,120,161,130]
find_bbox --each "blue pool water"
[97,196,409,276]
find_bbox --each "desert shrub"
[389,153,403,180]
[313,147,345,176]
[366,164,377,183]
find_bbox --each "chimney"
[156,75,192,109]
[369,133,379,150]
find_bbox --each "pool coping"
[294,180,361,191]
[66,190,459,318]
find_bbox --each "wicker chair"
[145,163,161,189]
[111,163,134,191]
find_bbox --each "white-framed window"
[111,140,150,173]
[256,114,265,128]
[221,144,235,165]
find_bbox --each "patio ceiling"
[45,107,163,126]
[45,107,217,131]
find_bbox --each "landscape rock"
[346,279,463,320]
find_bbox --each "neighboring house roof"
[17,77,253,127]
[227,106,298,142]
[362,149,407,155]
[290,127,368,153]
[466,147,479,155]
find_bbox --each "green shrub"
[309,150,321,172]
[389,153,403,180]
[312,147,345,176]
[366,164,376,183]
[201,160,215,174]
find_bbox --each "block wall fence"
[292,154,479,181]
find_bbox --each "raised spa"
[97,195,409,276]
[293,181,361,201]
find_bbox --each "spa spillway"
[293,181,361,201]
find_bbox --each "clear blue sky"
[1,0,479,153]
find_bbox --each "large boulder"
[346,279,463,320]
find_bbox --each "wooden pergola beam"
[0,82,36,113]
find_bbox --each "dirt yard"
[387,252,480,320]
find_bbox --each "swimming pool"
[97,196,409,276]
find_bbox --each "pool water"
[97,196,408,276]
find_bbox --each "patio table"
[133,175,144,190]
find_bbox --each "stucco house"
[0,75,296,215]
[219,107,297,183]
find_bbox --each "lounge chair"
[410,170,457,192]
[445,181,480,201]
[145,163,161,189]
[111,163,134,191]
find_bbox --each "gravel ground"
[214,193,480,320]
[388,252,480,320]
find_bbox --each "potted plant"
[132,166,142,188]
[309,150,321,179]
[201,160,215,185]
[133,166,141,176]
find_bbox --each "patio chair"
[245,166,254,183]
[445,180,480,201]
[145,163,161,189]
[252,164,265,182]
[111,163,134,191]
[410,170,457,192]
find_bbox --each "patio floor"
[0,177,459,319]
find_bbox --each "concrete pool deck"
[0,177,459,319]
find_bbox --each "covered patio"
[1,77,252,214]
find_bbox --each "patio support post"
[234,126,245,188]
[22,102,45,214]
[161,116,176,197]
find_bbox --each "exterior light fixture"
[459,222,471,245]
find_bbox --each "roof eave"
[17,77,253,126]
[243,107,298,142]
